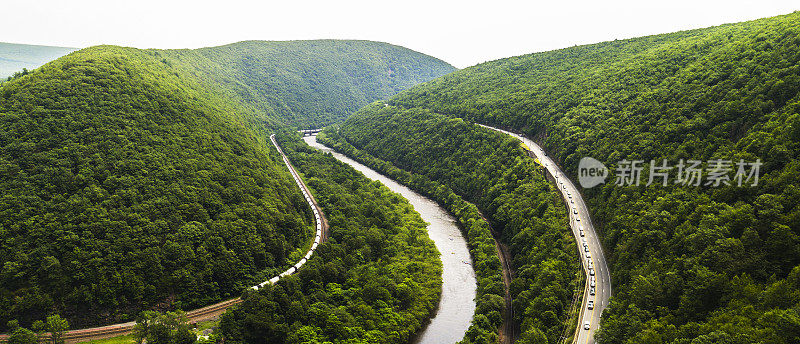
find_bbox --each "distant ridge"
[156,39,456,127]
[0,42,77,78]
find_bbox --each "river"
[303,135,477,344]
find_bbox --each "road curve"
[0,134,329,344]
[480,125,611,344]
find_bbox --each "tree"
[132,311,195,344]
[45,315,69,344]
[7,320,38,344]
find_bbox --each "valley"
[2,9,800,344]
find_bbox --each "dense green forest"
[322,105,580,343]
[219,132,442,343]
[342,12,800,343]
[0,46,315,329]
[317,128,506,343]
[157,40,456,128]
[0,39,454,331]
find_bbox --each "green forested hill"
[219,132,442,344]
[337,12,800,343]
[0,39,454,329]
[0,42,77,79]
[0,46,314,329]
[158,40,456,128]
[321,110,579,343]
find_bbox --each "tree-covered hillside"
[219,132,442,344]
[158,40,456,128]
[0,46,314,329]
[339,12,800,343]
[326,104,580,343]
[0,39,455,330]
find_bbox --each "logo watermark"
[578,157,608,188]
[577,158,762,188]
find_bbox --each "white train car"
[279,267,296,278]
[262,134,327,290]
[294,258,307,270]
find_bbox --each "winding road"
[0,135,329,344]
[481,125,611,344]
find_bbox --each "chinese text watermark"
[578,158,762,188]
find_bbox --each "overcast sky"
[2,0,798,68]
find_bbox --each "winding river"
[303,135,477,344]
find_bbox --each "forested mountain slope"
[219,132,442,344]
[158,40,456,128]
[338,12,800,343]
[321,110,579,343]
[0,46,314,329]
[0,42,76,79]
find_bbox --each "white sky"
[2,0,798,68]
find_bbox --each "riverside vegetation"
[320,110,580,344]
[218,132,442,344]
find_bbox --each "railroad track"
[0,133,328,344]
[0,298,247,344]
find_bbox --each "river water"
[303,135,476,344]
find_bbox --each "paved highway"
[481,125,611,344]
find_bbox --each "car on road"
[588,300,594,310]
[576,217,581,222]
[579,229,584,237]
[590,287,595,295]
[585,251,591,258]
[584,321,591,330]
[590,279,595,287]
[590,268,595,276]
[573,208,578,214]
[584,246,590,252]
